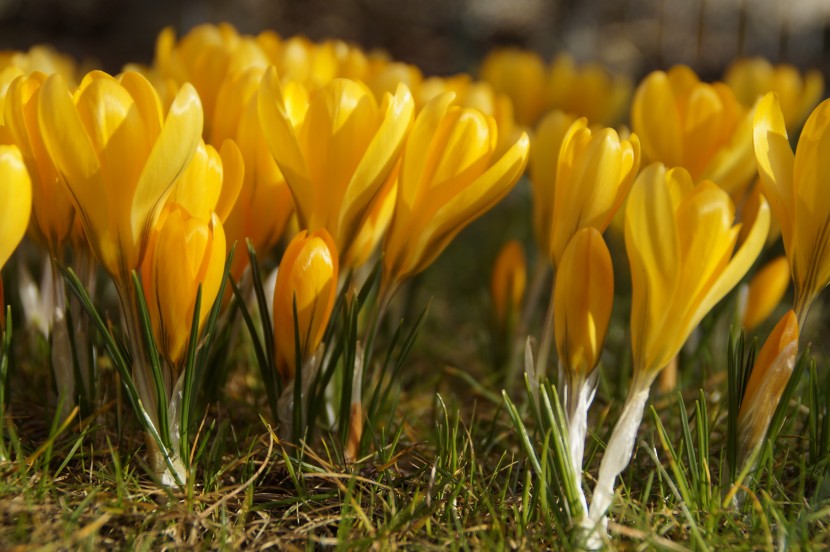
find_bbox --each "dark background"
[2,0,829,82]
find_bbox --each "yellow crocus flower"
[754,92,830,325]
[742,256,790,332]
[554,227,613,386]
[273,229,339,383]
[5,72,76,256]
[725,57,823,133]
[382,92,530,288]
[632,65,756,197]
[491,240,527,331]
[546,53,632,126]
[737,310,798,465]
[0,144,31,271]
[479,47,547,126]
[141,206,226,366]
[258,67,414,268]
[588,163,769,531]
[547,117,640,267]
[212,67,294,279]
[38,70,203,286]
[0,144,31,326]
[626,162,769,379]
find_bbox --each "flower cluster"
[0,26,825,544]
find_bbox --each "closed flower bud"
[633,66,756,197]
[259,67,414,269]
[737,310,799,462]
[141,206,227,366]
[273,229,338,382]
[491,240,527,331]
[742,256,790,331]
[554,228,613,380]
[383,92,529,287]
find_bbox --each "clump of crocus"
[754,93,830,327]
[585,162,769,543]
[38,69,203,484]
[553,227,613,516]
[632,65,756,198]
[737,310,799,470]
[258,67,414,269]
[725,57,823,133]
[740,256,790,332]
[272,229,339,437]
[381,92,529,294]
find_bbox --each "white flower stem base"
[585,383,652,548]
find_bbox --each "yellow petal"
[258,66,312,226]
[625,162,681,372]
[131,80,203,265]
[753,92,794,251]
[215,139,244,222]
[0,145,32,270]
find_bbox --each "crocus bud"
[742,256,790,331]
[554,228,613,381]
[737,310,799,464]
[546,53,632,126]
[490,240,527,331]
[273,229,338,383]
[141,206,227,366]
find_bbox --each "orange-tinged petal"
[491,240,527,329]
[743,256,790,331]
[273,229,338,382]
[737,310,798,457]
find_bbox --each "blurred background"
[0,0,828,80]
